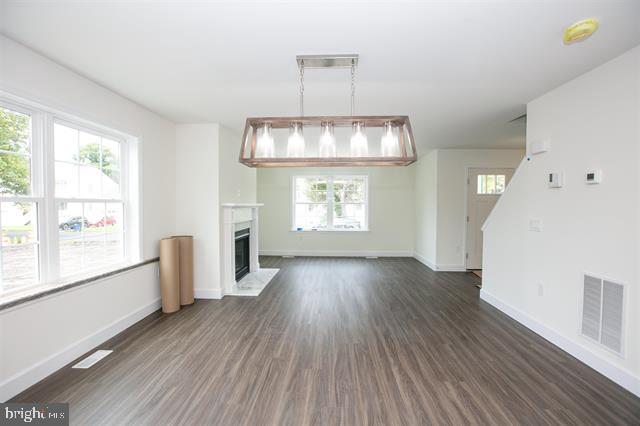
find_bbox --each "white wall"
[414,150,438,268]
[175,124,221,299]
[0,265,159,402]
[219,126,256,204]
[259,149,522,260]
[0,35,176,401]
[414,148,524,271]
[174,124,256,298]
[257,166,415,256]
[482,46,640,396]
[436,149,524,269]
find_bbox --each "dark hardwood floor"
[13,257,640,425]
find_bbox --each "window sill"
[0,258,159,312]
[290,228,370,233]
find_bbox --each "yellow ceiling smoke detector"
[564,19,599,44]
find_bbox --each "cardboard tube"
[173,235,194,305]
[159,237,180,313]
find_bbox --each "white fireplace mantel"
[221,203,276,296]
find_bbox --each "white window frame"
[0,100,45,292]
[0,93,140,296]
[476,174,507,195]
[51,117,129,279]
[291,175,369,232]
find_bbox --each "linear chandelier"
[239,54,417,167]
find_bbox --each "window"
[293,176,368,231]
[0,106,39,292]
[477,174,506,194]
[55,122,125,277]
[0,97,136,296]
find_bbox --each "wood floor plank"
[11,257,640,425]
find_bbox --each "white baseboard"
[413,254,466,272]
[0,298,161,402]
[480,289,640,398]
[413,253,437,271]
[259,249,413,258]
[434,264,467,272]
[194,287,223,299]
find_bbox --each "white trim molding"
[193,287,223,300]
[413,253,436,271]
[413,254,466,272]
[221,204,263,296]
[260,250,413,258]
[0,298,160,402]
[480,289,640,398]
[432,264,467,272]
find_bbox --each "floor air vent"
[72,350,113,369]
[581,274,625,354]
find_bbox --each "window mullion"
[0,206,4,291]
[42,112,59,282]
[364,177,369,230]
[327,176,334,229]
[119,140,130,261]
[30,110,45,284]
[291,176,296,230]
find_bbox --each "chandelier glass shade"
[350,122,368,157]
[286,122,305,157]
[239,54,417,168]
[318,122,337,157]
[255,123,275,158]
[380,121,400,157]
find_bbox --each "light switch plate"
[548,172,563,188]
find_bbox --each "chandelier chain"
[299,61,305,116]
[350,61,356,116]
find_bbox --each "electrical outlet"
[537,282,544,297]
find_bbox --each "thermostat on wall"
[548,172,563,188]
[585,169,602,184]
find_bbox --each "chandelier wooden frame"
[238,115,417,168]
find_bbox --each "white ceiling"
[1,1,639,150]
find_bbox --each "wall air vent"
[581,274,625,355]
[72,350,113,369]
[601,280,625,353]
[581,274,601,341]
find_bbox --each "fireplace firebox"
[235,228,250,281]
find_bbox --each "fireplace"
[235,228,250,281]
[222,203,278,297]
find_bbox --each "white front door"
[466,168,514,270]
